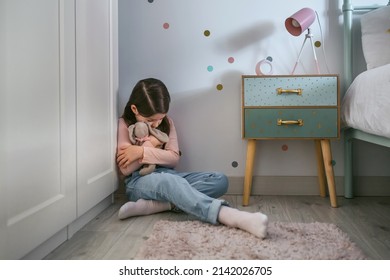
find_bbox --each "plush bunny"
[128,122,169,176]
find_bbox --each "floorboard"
[44,195,390,260]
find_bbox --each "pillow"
[360,5,390,70]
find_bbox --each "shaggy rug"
[136,220,367,260]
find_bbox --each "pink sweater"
[117,117,181,176]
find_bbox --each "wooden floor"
[44,194,390,260]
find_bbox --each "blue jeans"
[124,167,229,224]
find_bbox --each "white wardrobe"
[0,0,118,259]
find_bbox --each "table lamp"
[285,8,320,74]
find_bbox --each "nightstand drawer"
[242,74,340,140]
[244,108,338,139]
[243,75,338,106]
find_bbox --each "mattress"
[341,63,390,138]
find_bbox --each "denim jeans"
[124,167,229,224]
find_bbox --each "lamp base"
[291,29,320,75]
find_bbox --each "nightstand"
[242,75,340,207]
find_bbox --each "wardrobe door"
[75,0,118,216]
[0,0,77,259]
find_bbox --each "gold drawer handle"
[277,119,304,126]
[276,88,302,95]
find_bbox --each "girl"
[117,78,268,239]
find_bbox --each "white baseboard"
[22,195,113,260]
[117,175,390,196]
[227,176,390,196]
[67,195,113,238]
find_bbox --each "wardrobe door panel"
[0,0,76,259]
[76,0,118,216]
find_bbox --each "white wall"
[118,0,390,178]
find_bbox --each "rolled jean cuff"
[207,199,230,225]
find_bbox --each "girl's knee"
[214,172,229,196]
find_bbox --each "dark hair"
[122,78,171,135]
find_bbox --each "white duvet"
[341,63,390,138]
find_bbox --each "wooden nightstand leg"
[314,140,327,197]
[243,139,257,206]
[320,139,338,208]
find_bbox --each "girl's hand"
[117,145,143,168]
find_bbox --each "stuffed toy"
[128,121,169,176]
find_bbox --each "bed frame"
[342,0,390,198]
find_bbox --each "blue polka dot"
[207,65,214,72]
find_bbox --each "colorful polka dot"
[163,23,170,29]
[204,30,211,37]
[216,84,223,91]
[207,65,214,72]
[266,56,273,62]
[331,160,336,166]
[315,41,321,48]
[231,161,238,168]
[228,57,235,63]
[282,144,288,151]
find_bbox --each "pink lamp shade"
[285,8,316,36]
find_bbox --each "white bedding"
[341,63,390,138]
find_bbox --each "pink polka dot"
[163,23,170,29]
[228,57,235,63]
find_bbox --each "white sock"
[218,206,268,239]
[118,199,171,220]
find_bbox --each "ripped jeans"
[124,167,229,224]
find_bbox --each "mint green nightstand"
[241,75,340,207]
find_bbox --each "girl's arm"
[141,117,180,167]
[116,117,180,177]
[116,118,143,176]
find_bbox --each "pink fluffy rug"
[135,220,366,260]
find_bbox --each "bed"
[341,0,390,198]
